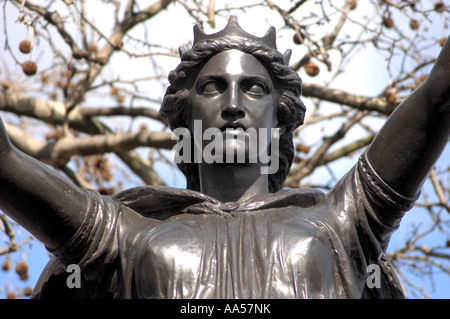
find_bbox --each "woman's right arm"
[0,117,89,251]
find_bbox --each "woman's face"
[188,49,279,164]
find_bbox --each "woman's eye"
[245,82,267,95]
[200,81,222,94]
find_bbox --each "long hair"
[160,37,306,193]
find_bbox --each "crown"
[179,16,292,64]
[194,15,277,49]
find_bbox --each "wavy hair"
[160,37,306,193]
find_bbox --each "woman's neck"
[197,162,269,203]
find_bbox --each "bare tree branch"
[286,110,370,186]
[80,106,164,123]
[302,82,397,115]
[0,90,166,185]
[430,169,450,213]
[0,214,17,256]
[4,120,174,167]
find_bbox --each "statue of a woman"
[0,16,448,299]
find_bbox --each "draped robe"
[31,154,416,299]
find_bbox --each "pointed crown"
[179,16,292,64]
[193,15,277,49]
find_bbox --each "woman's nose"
[221,85,245,122]
[221,107,245,122]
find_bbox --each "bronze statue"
[0,16,448,299]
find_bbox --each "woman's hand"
[422,35,450,100]
[0,115,89,251]
[366,35,450,197]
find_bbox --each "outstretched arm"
[367,37,450,197]
[0,117,89,251]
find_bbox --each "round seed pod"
[435,2,445,12]
[1,259,11,271]
[304,61,320,77]
[116,94,125,103]
[293,33,303,45]
[386,90,397,104]
[19,40,32,54]
[15,261,28,276]
[88,43,98,52]
[383,17,394,28]
[19,272,29,281]
[6,291,16,299]
[22,286,33,297]
[22,60,37,76]
[409,19,419,30]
